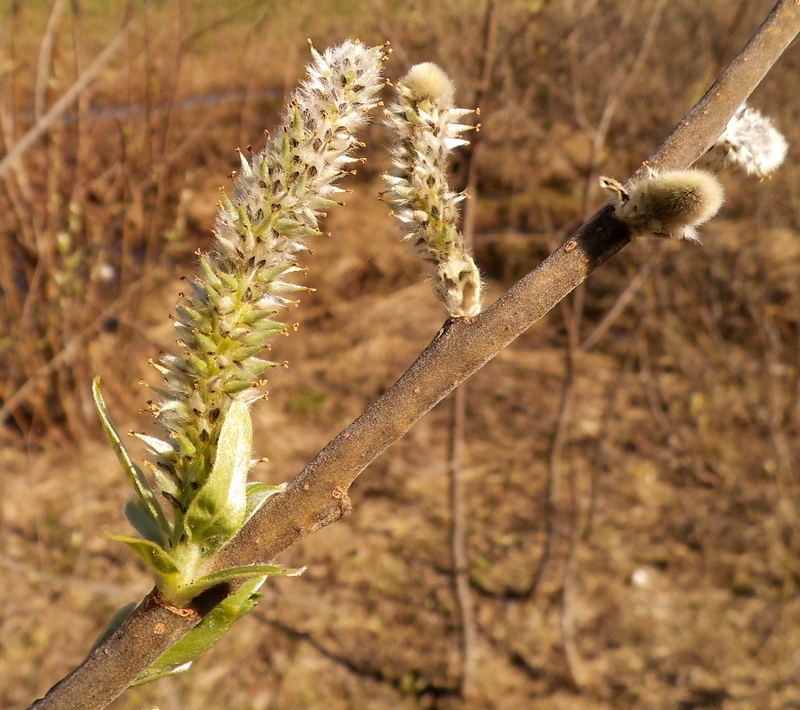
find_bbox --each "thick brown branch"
[28,2,800,708]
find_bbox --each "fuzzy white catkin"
[599,168,724,242]
[383,63,482,318]
[401,62,456,107]
[144,40,387,500]
[715,103,788,177]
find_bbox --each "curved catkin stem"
[27,3,800,709]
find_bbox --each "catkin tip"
[400,62,456,106]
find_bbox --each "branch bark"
[28,1,800,707]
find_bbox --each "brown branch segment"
[28,1,800,708]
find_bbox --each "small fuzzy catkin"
[383,62,482,318]
[714,103,788,177]
[401,62,456,106]
[599,168,724,242]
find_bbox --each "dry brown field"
[3,1,800,708]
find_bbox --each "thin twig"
[561,450,586,689]
[578,249,661,354]
[582,314,646,540]
[257,617,459,699]
[0,16,135,181]
[580,0,666,215]
[530,324,576,598]
[0,281,146,426]
[27,3,800,708]
[556,3,665,684]
[461,0,497,247]
[34,0,68,121]
[445,1,498,698]
[448,386,477,697]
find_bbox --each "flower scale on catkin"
[599,168,724,243]
[143,40,388,512]
[383,62,482,318]
[714,103,788,177]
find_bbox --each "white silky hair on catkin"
[384,61,481,317]
[600,168,724,242]
[716,103,788,177]
[400,62,456,107]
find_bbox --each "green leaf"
[194,485,284,557]
[92,378,172,542]
[132,576,267,687]
[245,481,285,524]
[184,399,252,545]
[103,532,180,576]
[180,564,304,600]
[196,533,231,558]
[124,494,168,547]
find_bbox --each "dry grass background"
[3,0,800,708]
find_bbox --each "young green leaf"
[245,481,285,524]
[102,532,180,577]
[131,575,267,686]
[123,493,170,547]
[184,399,252,544]
[180,564,304,599]
[93,378,172,542]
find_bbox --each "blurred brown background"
[2,1,800,708]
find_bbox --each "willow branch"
[230,0,800,567]
[28,2,800,708]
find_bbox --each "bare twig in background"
[0,16,134,181]
[557,306,585,686]
[34,0,68,121]
[578,249,661,354]
[582,315,647,540]
[547,0,667,686]
[257,616,459,699]
[0,282,145,427]
[447,388,476,696]
[27,2,800,708]
[445,0,498,699]
[580,0,666,214]
[561,432,585,689]
[461,0,498,246]
[0,100,38,250]
[1,10,130,433]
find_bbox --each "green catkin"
[141,40,388,515]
